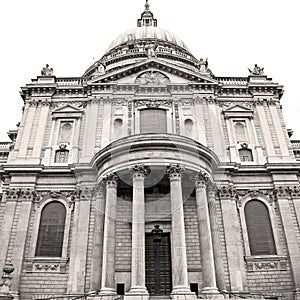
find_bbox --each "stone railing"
[291,140,300,149]
[291,140,300,160]
[0,142,12,164]
[0,142,12,150]
[56,77,84,86]
[102,43,199,70]
[218,77,248,85]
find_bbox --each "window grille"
[245,200,276,255]
[35,202,66,257]
[140,109,167,134]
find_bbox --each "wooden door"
[145,233,172,296]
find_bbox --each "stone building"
[1,2,300,300]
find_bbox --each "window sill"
[24,257,68,273]
[245,255,288,272]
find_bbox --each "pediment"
[88,58,219,85]
[52,104,83,119]
[222,104,254,118]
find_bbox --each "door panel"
[145,233,172,296]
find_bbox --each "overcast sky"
[0,0,299,141]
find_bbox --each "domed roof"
[106,26,190,53]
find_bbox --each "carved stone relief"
[135,71,170,85]
[134,99,172,108]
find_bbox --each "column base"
[170,286,196,300]
[0,295,14,300]
[124,286,149,300]
[294,289,300,300]
[96,288,118,300]
[200,287,224,299]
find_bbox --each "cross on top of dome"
[137,0,157,27]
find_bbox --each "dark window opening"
[245,200,276,255]
[190,283,198,297]
[117,283,125,295]
[35,201,66,257]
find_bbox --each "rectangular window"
[140,109,167,134]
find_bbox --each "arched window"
[114,118,123,129]
[245,200,276,255]
[184,119,193,136]
[35,202,66,257]
[140,108,167,134]
[59,122,72,144]
[234,122,247,142]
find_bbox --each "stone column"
[126,165,149,300]
[167,164,195,300]
[99,174,118,299]
[207,184,226,292]
[194,173,219,296]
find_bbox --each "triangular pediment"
[222,104,254,118]
[88,58,219,85]
[223,105,252,113]
[52,104,83,119]
[53,104,83,113]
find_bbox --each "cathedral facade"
[1,2,300,300]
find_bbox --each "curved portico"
[90,134,223,299]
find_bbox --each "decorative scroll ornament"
[273,185,300,199]
[5,188,37,201]
[0,259,14,294]
[34,264,59,272]
[135,71,170,85]
[246,256,287,272]
[134,99,172,108]
[217,186,238,199]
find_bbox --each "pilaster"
[90,185,106,292]
[67,187,92,294]
[218,186,247,293]
[275,187,300,293]
[207,184,226,292]
[99,174,118,300]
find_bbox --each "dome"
[106,26,190,53]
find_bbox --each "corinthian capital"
[103,173,118,188]
[167,164,184,180]
[194,171,209,188]
[132,164,150,178]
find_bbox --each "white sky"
[0,0,299,141]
